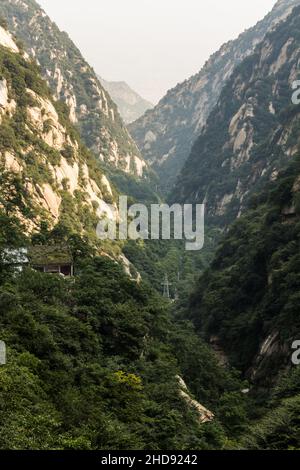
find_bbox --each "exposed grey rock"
[129,0,300,192]
[0,0,147,178]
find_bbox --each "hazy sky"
[38,0,277,103]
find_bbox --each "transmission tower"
[174,286,179,301]
[161,273,172,299]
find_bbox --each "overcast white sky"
[38,0,277,104]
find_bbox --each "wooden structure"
[29,245,74,276]
[0,341,6,365]
[3,245,74,277]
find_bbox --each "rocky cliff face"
[0,27,116,238]
[187,148,300,383]
[129,0,300,191]
[0,0,147,178]
[171,5,300,226]
[183,5,300,387]
[99,77,153,124]
[188,148,300,384]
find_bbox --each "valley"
[0,0,299,452]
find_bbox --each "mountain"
[129,0,300,191]
[0,20,247,451]
[0,25,117,242]
[171,4,300,227]
[179,6,300,449]
[1,2,300,452]
[0,0,147,178]
[186,150,300,448]
[188,153,300,380]
[0,238,247,449]
[0,25,247,452]
[99,77,153,124]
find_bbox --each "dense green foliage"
[241,366,300,449]
[0,216,248,450]
[171,6,300,226]
[123,226,221,298]
[105,165,160,206]
[0,42,121,247]
[187,151,300,370]
[0,0,142,167]
[1,0,300,452]
[130,0,300,192]
[180,149,300,448]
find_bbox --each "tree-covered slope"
[172,5,300,227]
[0,24,249,452]
[0,0,147,178]
[182,150,300,449]
[0,25,120,250]
[186,149,300,385]
[0,202,249,450]
[130,0,300,192]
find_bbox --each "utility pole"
[0,341,6,365]
[174,286,179,301]
[161,273,172,299]
[178,254,184,282]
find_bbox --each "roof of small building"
[28,245,73,266]
[3,245,73,266]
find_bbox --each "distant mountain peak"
[0,0,148,178]
[99,77,153,124]
[171,3,300,226]
[129,0,300,191]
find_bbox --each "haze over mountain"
[0,23,117,241]
[171,1,300,227]
[0,20,243,450]
[0,0,148,179]
[37,0,278,104]
[99,77,153,124]
[130,0,300,192]
[185,9,300,447]
[185,1,300,366]
[1,0,300,452]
